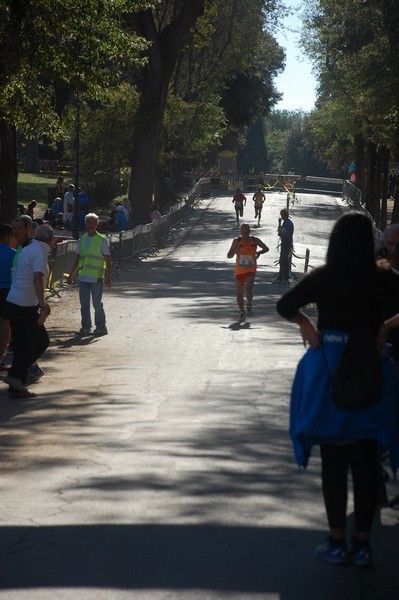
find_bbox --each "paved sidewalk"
[0,191,398,599]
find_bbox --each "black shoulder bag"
[323,324,382,410]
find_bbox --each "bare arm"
[227,239,239,258]
[34,272,51,325]
[377,313,399,355]
[253,237,269,258]
[66,255,80,284]
[286,310,320,349]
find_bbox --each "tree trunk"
[128,2,205,226]
[391,178,399,223]
[354,133,366,199]
[380,145,390,230]
[374,146,382,227]
[0,119,18,223]
[25,137,40,173]
[365,141,377,218]
[129,92,167,225]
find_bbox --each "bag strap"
[320,337,334,387]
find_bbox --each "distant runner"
[227,223,269,320]
[232,188,246,227]
[252,188,266,226]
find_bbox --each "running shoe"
[313,537,349,565]
[349,539,373,568]
[25,365,45,385]
[76,328,91,336]
[8,387,37,398]
[93,327,108,336]
[4,375,31,394]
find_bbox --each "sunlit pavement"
[0,192,398,599]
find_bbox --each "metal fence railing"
[342,180,363,208]
[46,178,210,295]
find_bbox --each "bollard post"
[304,248,310,273]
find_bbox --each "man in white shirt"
[63,184,75,227]
[4,224,54,396]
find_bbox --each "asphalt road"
[0,191,398,599]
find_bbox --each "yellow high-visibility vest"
[79,232,106,279]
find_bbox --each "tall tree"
[0,0,147,222]
[163,0,284,184]
[126,2,205,226]
[302,0,399,223]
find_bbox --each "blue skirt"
[290,330,399,473]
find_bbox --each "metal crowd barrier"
[342,180,362,208]
[46,183,205,293]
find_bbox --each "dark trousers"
[278,240,292,280]
[320,440,379,532]
[7,302,50,383]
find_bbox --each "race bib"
[239,254,254,267]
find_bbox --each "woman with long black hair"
[277,211,399,567]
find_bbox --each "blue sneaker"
[313,537,349,565]
[349,540,373,568]
[25,365,45,385]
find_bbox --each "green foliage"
[0,0,150,137]
[264,109,339,176]
[302,0,399,156]
[162,0,285,172]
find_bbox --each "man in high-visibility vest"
[67,213,112,336]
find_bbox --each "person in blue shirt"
[50,197,63,222]
[114,206,128,232]
[0,224,16,368]
[277,208,294,281]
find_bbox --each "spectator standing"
[114,206,128,232]
[4,224,54,397]
[277,208,294,282]
[116,200,129,220]
[277,211,399,567]
[11,215,45,383]
[55,176,64,198]
[67,213,112,336]
[11,215,33,273]
[149,203,161,222]
[77,189,90,230]
[0,225,16,369]
[63,184,75,227]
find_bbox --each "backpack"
[327,324,382,410]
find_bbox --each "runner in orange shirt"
[232,188,246,227]
[252,188,266,227]
[227,223,269,320]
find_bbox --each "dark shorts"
[0,289,10,319]
[235,206,244,217]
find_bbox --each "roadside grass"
[17,172,59,211]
